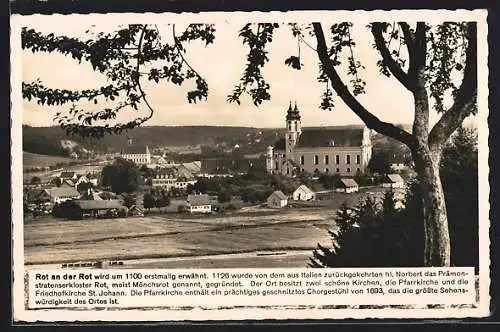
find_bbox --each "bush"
[177,204,187,213]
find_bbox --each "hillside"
[22,124,412,158]
[22,125,285,156]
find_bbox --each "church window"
[300,156,304,165]
[288,121,292,131]
[356,155,361,164]
[336,168,340,173]
[357,168,361,173]
[286,168,289,174]
[347,167,351,173]
[314,155,319,164]
[289,134,292,139]
[295,121,298,131]
[325,155,329,164]
[275,162,279,170]
[335,155,340,164]
[346,155,351,164]
[325,168,329,173]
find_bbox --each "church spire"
[288,101,293,111]
[294,101,298,112]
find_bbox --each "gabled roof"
[294,185,314,195]
[386,173,405,183]
[60,171,76,179]
[338,178,359,188]
[121,145,149,154]
[296,127,364,148]
[43,187,80,199]
[73,199,123,210]
[187,194,211,206]
[183,161,202,173]
[269,190,287,200]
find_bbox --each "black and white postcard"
[11,9,491,321]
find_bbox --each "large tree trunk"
[412,146,451,267]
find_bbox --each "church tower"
[284,102,302,175]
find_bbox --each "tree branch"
[172,24,203,79]
[312,22,415,148]
[136,25,155,123]
[428,22,477,149]
[371,22,413,91]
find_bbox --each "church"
[266,103,372,177]
[120,137,151,165]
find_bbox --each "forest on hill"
[22,125,285,156]
[22,124,412,158]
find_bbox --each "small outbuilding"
[382,173,406,189]
[335,178,359,194]
[186,194,212,213]
[292,185,315,201]
[267,190,288,208]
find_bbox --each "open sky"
[19,12,479,129]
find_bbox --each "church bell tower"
[284,102,301,175]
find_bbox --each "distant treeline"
[22,125,284,156]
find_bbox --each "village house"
[267,190,288,208]
[334,178,359,194]
[120,137,151,165]
[65,200,125,219]
[266,102,372,177]
[186,194,211,213]
[292,185,316,201]
[39,187,81,204]
[382,173,406,189]
[151,168,197,190]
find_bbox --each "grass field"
[24,208,335,266]
[22,152,75,170]
[24,186,388,268]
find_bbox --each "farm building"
[39,187,81,204]
[186,194,211,213]
[382,173,406,189]
[292,185,315,201]
[64,200,125,219]
[334,178,359,193]
[267,190,288,208]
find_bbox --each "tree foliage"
[367,151,392,174]
[100,157,141,194]
[22,24,215,138]
[310,127,478,268]
[22,19,478,266]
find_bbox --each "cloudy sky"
[19,11,481,129]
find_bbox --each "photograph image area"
[11,9,490,321]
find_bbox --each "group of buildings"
[266,102,373,177]
[26,102,409,219]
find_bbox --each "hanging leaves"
[22,23,216,138]
[227,23,277,106]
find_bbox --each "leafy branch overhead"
[22,21,475,142]
[22,24,216,138]
[227,23,278,106]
